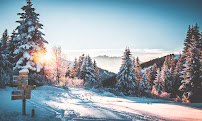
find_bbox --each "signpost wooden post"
[11,71,36,115]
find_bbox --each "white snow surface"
[19,68,29,73]
[0,86,202,121]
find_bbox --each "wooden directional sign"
[11,95,31,100]
[19,72,29,75]
[14,75,28,81]
[18,85,36,90]
[21,75,28,80]
[14,76,22,81]
[11,95,24,100]
[12,71,33,116]
[13,81,28,86]
[12,90,31,95]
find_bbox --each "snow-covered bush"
[159,92,171,98]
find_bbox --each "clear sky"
[0,0,202,62]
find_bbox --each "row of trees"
[0,0,48,87]
[0,30,10,88]
[66,54,101,88]
[116,24,201,102]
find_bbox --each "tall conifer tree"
[161,57,172,93]
[152,68,164,95]
[116,48,138,95]
[13,0,48,72]
[179,35,202,102]
[71,58,78,78]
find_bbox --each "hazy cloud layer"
[63,48,181,73]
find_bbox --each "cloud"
[64,48,181,60]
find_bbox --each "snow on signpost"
[11,69,36,115]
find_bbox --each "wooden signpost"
[11,71,36,115]
[18,85,36,90]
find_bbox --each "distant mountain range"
[93,54,180,74]
[140,54,180,70]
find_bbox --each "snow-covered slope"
[0,86,202,121]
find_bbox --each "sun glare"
[33,50,53,65]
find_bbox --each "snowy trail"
[1,86,202,121]
[62,87,165,120]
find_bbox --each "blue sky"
[0,0,202,61]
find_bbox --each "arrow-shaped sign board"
[11,95,24,100]
[13,81,28,86]
[12,90,31,95]
[11,95,31,100]
[17,85,36,90]
[13,75,28,81]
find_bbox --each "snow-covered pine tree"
[0,29,9,52]
[116,48,138,96]
[132,57,136,68]
[169,55,175,73]
[7,30,19,71]
[80,55,98,88]
[182,25,192,57]
[140,69,152,96]
[173,54,183,98]
[179,34,202,103]
[146,68,152,90]
[13,0,48,73]
[65,62,71,78]
[0,29,9,69]
[135,57,142,86]
[152,68,164,95]
[150,63,157,87]
[0,59,10,88]
[77,54,85,78]
[193,23,201,45]
[169,55,176,97]
[88,56,98,88]
[0,29,10,87]
[79,56,87,81]
[161,57,172,93]
[70,58,78,78]
[0,29,9,67]
[5,30,20,84]
[93,60,102,88]
[193,24,202,53]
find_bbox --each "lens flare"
[33,50,53,65]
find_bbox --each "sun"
[33,50,53,65]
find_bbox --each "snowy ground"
[0,86,202,121]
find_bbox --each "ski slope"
[0,86,202,121]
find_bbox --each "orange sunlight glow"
[33,50,53,65]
